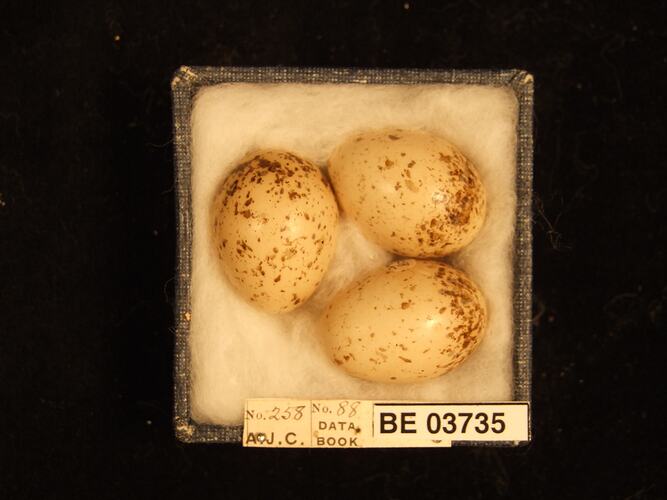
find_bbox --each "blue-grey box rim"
[171,66,533,445]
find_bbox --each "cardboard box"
[171,67,533,445]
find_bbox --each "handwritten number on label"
[293,405,305,421]
[337,401,348,416]
[251,405,306,421]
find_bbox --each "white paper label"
[243,400,529,448]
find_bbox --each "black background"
[2,1,666,498]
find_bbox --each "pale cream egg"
[320,259,487,383]
[328,129,486,257]
[212,150,339,313]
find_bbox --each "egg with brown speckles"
[320,259,487,383]
[328,129,486,257]
[212,150,339,313]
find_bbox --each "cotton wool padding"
[189,83,518,424]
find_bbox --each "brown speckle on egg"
[212,150,339,313]
[320,260,486,383]
[328,129,486,257]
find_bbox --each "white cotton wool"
[189,83,519,424]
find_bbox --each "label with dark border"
[243,400,529,448]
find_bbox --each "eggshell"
[320,259,487,383]
[212,150,339,313]
[328,129,486,257]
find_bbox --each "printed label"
[243,400,529,448]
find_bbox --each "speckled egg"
[320,259,487,383]
[212,150,339,313]
[328,129,486,257]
